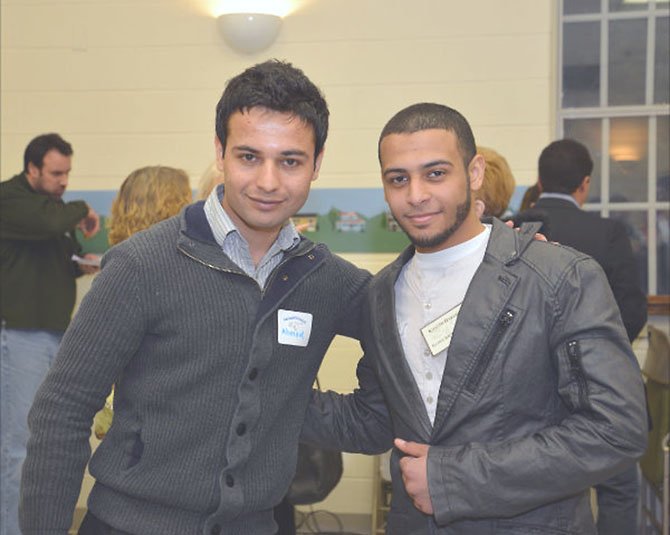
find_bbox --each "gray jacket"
[303,219,648,534]
[20,201,371,535]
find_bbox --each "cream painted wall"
[6,0,557,519]
[1,0,555,190]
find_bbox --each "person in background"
[517,138,648,535]
[302,103,648,534]
[473,146,515,219]
[19,60,370,535]
[196,161,225,201]
[0,132,100,535]
[519,182,541,211]
[93,165,193,440]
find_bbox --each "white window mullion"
[648,116,658,294]
[602,117,611,216]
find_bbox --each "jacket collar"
[176,201,316,273]
[534,196,581,211]
[370,219,540,438]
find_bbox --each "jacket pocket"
[560,339,590,411]
[464,309,515,394]
[125,431,144,468]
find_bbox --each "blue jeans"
[595,463,641,535]
[1,326,62,535]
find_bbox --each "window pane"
[609,19,647,105]
[610,210,649,293]
[564,0,601,14]
[655,16,670,104]
[658,208,670,294]
[610,117,649,202]
[609,0,649,12]
[563,22,600,107]
[565,119,603,202]
[659,116,670,201]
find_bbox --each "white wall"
[4,0,557,518]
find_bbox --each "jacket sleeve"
[19,243,147,534]
[0,187,88,240]
[427,256,648,526]
[301,349,394,455]
[603,219,647,342]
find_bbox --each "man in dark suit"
[519,138,648,535]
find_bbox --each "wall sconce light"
[217,13,282,54]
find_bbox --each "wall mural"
[65,186,530,255]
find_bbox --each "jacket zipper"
[566,340,589,408]
[464,309,515,394]
[177,243,318,297]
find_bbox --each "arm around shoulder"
[302,352,393,455]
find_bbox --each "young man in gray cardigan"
[19,60,371,535]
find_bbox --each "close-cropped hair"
[378,103,477,169]
[215,59,329,161]
[107,166,192,246]
[476,146,516,218]
[23,133,73,172]
[538,138,594,194]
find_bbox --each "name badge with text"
[420,304,462,356]
[278,309,313,347]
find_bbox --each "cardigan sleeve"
[19,242,148,534]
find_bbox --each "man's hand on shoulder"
[78,206,100,238]
[504,219,548,242]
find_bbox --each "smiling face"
[380,128,485,253]
[26,149,72,199]
[215,107,323,251]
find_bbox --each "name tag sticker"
[421,304,462,356]
[277,309,313,347]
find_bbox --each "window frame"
[557,0,670,295]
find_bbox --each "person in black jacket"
[517,138,647,535]
[0,133,100,535]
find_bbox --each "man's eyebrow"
[382,160,454,177]
[231,145,260,154]
[280,149,309,158]
[422,159,453,169]
[231,146,309,158]
[382,167,407,177]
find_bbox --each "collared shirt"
[394,225,491,424]
[204,184,300,289]
[538,192,580,208]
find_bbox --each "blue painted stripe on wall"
[64,186,532,217]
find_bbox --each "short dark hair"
[378,103,477,169]
[23,133,73,172]
[538,138,593,194]
[215,60,329,161]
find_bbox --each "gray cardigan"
[304,219,648,534]
[20,201,371,535]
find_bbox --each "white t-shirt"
[394,225,491,424]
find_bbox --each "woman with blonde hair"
[107,165,192,246]
[196,160,225,201]
[94,165,192,439]
[474,146,516,219]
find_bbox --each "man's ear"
[469,153,486,191]
[214,137,224,171]
[26,161,39,180]
[312,149,325,182]
[474,198,486,219]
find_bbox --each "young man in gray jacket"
[19,60,370,535]
[303,103,648,534]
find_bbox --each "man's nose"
[407,178,429,205]
[256,163,280,191]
